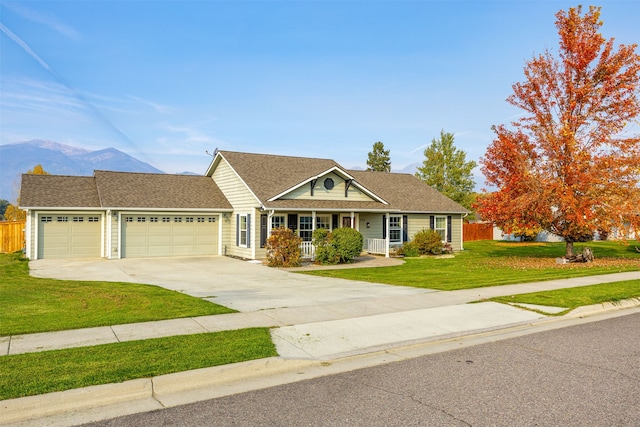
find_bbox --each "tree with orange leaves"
[476,6,640,258]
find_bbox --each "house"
[19,150,468,260]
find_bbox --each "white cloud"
[3,2,81,41]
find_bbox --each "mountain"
[0,140,164,202]
[394,162,420,174]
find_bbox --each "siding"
[212,159,261,259]
[282,172,373,202]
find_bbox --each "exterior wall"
[282,172,373,202]
[211,159,261,259]
[359,212,465,252]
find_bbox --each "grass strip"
[488,279,640,315]
[0,328,277,401]
[0,253,235,336]
[300,240,640,290]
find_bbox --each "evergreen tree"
[366,141,391,172]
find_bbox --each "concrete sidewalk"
[3,271,639,358]
[2,271,640,426]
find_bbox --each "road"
[86,313,640,426]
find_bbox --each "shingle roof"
[20,171,232,210]
[94,171,232,209]
[216,151,468,214]
[20,174,101,208]
[348,170,468,213]
[216,151,340,202]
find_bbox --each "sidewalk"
[2,271,640,426]
[3,271,640,357]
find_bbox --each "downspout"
[385,212,390,258]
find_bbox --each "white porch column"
[350,211,355,229]
[385,212,390,258]
[312,211,317,230]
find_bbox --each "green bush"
[397,242,420,257]
[266,227,302,267]
[411,229,444,255]
[312,227,363,265]
[332,227,364,263]
[312,228,339,265]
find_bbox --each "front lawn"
[489,280,640,315]
[301,240,640,290]
[0,253,235,336]
[0,328,277,400]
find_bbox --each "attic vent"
[324,178,334,190]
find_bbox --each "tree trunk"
[565,241,575,258]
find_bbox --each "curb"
[1,357,319,426]
[3,300,640,426]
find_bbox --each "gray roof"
[216,151,468,214]
[20,171,232,210]
[20,174,101,208]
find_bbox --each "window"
[41,216,52,223]
[197,217,205,223]
[299,216,313,241]
[149,217,158,223]
[88,217,99,222]
[73,216,84,222]
[315,215,330,230]
[175,217,182,223]
[162,217,171,223]
[125,216,133,223]
[324,178,334,190]
[137,217,146,222]
[389,216,401,243]
[239,215,248,246]
[208,217,216,223]
[271,215,285,229]
[435,216,447,241]
[57,216,68,222]
[186,217,194,223]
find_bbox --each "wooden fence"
[463,223,493,242]
[0,221,26,253]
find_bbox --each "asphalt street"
[84,312,640,427]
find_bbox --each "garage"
[121,214,218,257]
[38,214,102,259]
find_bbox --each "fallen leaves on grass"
[481,257,640,270]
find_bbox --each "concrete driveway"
[29,256,428,312]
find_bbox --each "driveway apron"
[29,256,428,312]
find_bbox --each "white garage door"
[38,214,102,259]
[122,214,218,258]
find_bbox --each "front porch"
[299,237,393,261]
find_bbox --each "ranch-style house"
[19,150,469,260]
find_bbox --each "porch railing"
[300,241,315,260]
[365,238,387,256]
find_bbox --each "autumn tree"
[476,6,640,258]
[366,141,391,172]
[415,130,477,210]
[5,164,50,221]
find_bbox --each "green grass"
[300,240,640,290]
[489,279,640,315]
[0,328,277,401]
[0,253,236,336]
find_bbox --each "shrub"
[332,227,363,263]
[397,242,420,257]
[266,227,302,267]
[411,229,444,255]
[312,228,339,265]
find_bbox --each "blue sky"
[1,1,638,186]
